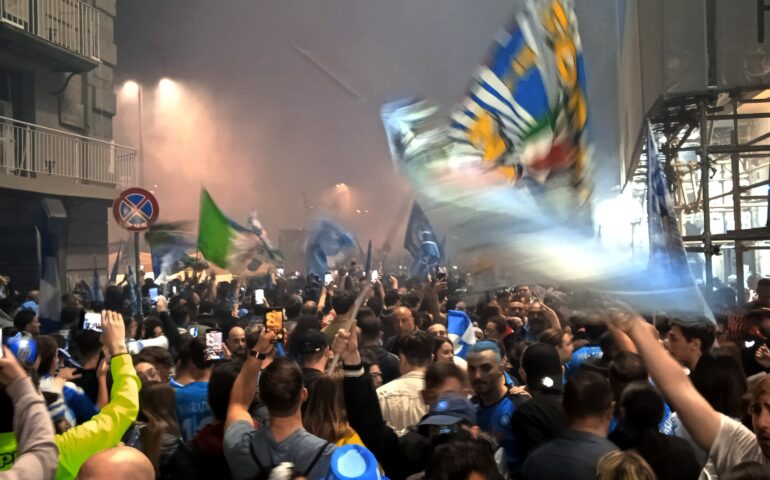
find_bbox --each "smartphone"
[172,285,178,295]
[189,326,199,338]
[255,289,265,305]
[265,308,285,342]
[371,270,378,283]
[83,312,103,333]
[149,287,159,304]
[324,273,333,286]
[277,268,285,278]
[205,329,225,361]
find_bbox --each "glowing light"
[122,80,139,97]
[157,78,180,103]
[335,183,347,189]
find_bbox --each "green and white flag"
[197,189,283,272]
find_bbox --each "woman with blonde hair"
[303,373,365,447]
[597,450,656,480]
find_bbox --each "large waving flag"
[197,190,283,272]
[449,0,589,193]
[447,310,476,359]
[146,221,196,284]
[305,218,356,277]
[404,203,441,277]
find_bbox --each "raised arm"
[0,347,58,480]
[226,331,275,429]
[612,312,721,453]
[55,311,141,479]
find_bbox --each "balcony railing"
[0,0,100,61]
[0,115,137,188]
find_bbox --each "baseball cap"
[19,301,38,316]
[297,328,328,355]
[522,343,563,392]
[419,393,477,427]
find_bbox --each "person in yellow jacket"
[54,310,141,480]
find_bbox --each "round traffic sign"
[113,187,159,231]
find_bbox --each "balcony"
[0,0,101,71]
[0,115,137,197]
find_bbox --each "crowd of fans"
[0,268,770,479]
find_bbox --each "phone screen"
[205,330,224,361]
[265,308,285,341]
[84,312,103,333]
[149,287,159,303]
[172,285,178,295]
[277,268,285,277]
[255,289,265,305]
[324,273,333,285]
[189,326,199,338]
[371,270,378,283]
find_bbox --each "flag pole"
[327,285,372,374]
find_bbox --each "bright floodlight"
[158,78,178,97]
[122,80,139,97]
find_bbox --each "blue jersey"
[174,381,212,441]
[477,394,519,470]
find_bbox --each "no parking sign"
[113,187,159,231]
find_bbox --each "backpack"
[248,439,331,480]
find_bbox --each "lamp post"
[122,81,144,187]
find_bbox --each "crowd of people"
[0,267,769,479]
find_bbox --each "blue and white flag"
[109,241,123,285]
[305,218,357,277]
[38,256,61,322]
[404,203,442,278]
[127,266,140,316]
[447,310,476,359]
[91,261,104,304]
[646,122,712,319]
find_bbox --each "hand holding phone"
[205,330,225,361]
[324,273,333,286]
[255,289,265,306]
[84,312,103,333]
[265,308,285,342]
[370,270,379,283]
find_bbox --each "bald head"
[394,306,415,335]
[77,447,154,480]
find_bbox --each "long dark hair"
[35,335,59,377]
[138,382,181,474]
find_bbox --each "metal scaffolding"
[633,88,770,303]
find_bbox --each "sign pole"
[134,231,142,316]
[113,187,159,318]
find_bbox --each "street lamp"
[122,80,144,187]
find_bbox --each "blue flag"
[91,261,104,304]
[447,310,476,359]
[38,256,61,323]
[146,222,196,284]
[404,203,441,277]
[127,266,140,316]
[109,241,123,285]
[305,218,356,277]
[364,240,372,275]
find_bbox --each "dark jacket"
[342,368,428,479]
[167,422,232,480]
[511,390,565,468]
[609,426,701,480]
